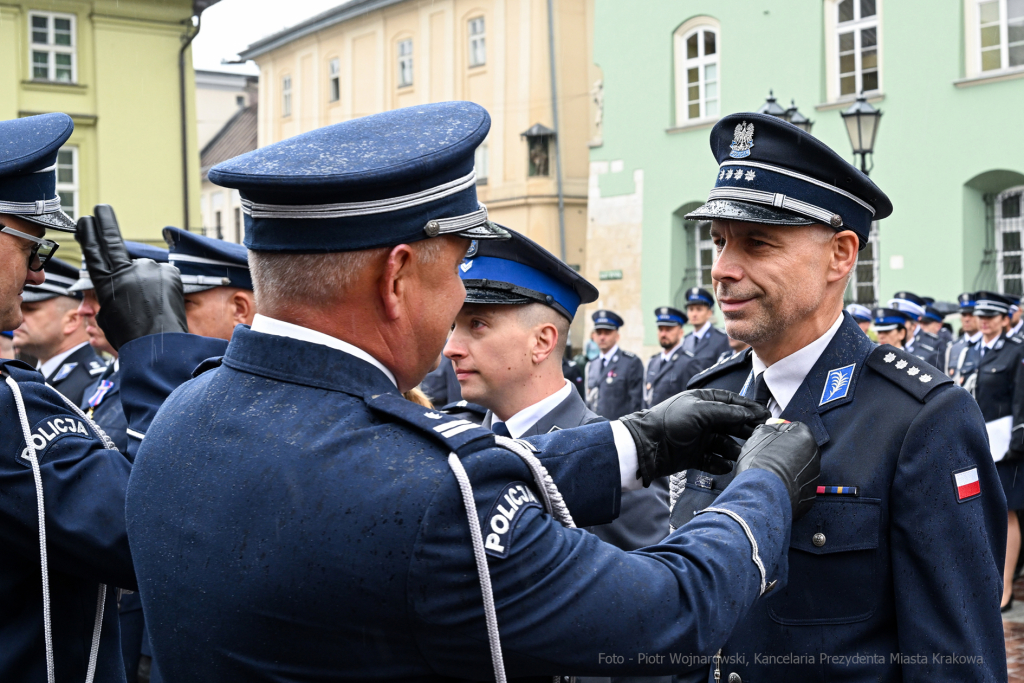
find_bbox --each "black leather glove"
[734,422,820,520]
[75,204,187,351]
[619,389,771,487]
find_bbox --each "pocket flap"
[789,498,880,555]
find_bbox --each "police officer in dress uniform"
[920,302,952,352]
[644,307,694,411]
[1009,295,1024,339]
[586,310,645,419]
[947,292,982,379]
[845,302,878,341]
[445,230,671,606]
[14,257,105,405]
[959,292,1024,612]
[681,288,731,373]
[672,112,1005,682]
[0,113,139,683]
[116,102,821,682]
[889,291,944,369]
[871,307,914,350]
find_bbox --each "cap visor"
[684,199,815,226]
[67,277,93,292]
[20,290,59,303]
[19,209,77,233]
[593,323,617,330]
[455,221,510,240]
[463,286,533,306]
[182,283,219,294]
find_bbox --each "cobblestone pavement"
[1005,578,1024,682]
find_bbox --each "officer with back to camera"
[845,302,874,338]
[107,102,820,682]
[586,309,645,418]
[0,113,143,683]
[681,287,731,373]
[14,256,105,405]
[670,111,1005,683]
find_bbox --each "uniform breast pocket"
[768,498,881,625]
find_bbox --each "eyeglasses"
[0,225,60,272]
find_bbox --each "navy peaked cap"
[873,307,913,331]
[209,102,508,253]
[164,227,252,293]
[0,113,76,232]
[923,306,946,323]
[845,303,873,322]
[888,291,927,320]
[974,291,1012,317]
[686,112,892,249]
[685,287,715,308]
[654,306,687,326]
[22,257,81,302]
[460,228,597,321]
[592,310,624,330]
[958,292,976,312]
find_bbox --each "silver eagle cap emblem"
[729,121,755,159]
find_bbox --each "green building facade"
[585,0,1024,356]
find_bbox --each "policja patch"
[482,481,542,558]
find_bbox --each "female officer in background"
[871,307,914,350]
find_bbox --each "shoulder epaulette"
[1011,336,1024,345]
[865,345,951,402]
[687,348,751,389]
[191,356,225,378]
[0,358,44,383]
[622,350,636,358]
[367,393,494,455]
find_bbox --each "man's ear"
[532,322,560,365]
[379,244,415,322]
[62,305,81,336]
[828,230,859,284]
[232,290,256,326]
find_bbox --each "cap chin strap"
[6,373,114,683]
[447,435,576,683]
[0,197,62,216]
[707,186,843,228]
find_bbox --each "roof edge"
[239,0,406,60]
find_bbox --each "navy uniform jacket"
[586,349,644,420]
[675,313,1006,683]
[0,359,135,683]
[81,363,128,456]
[563,356,586,398]
[484,387,670,553]
[945,335,978,378]
[44,343,105,407]
[906,328,944,370]
[123,327,794,681]
[964,334,1024,456]
[643,347,696,409]
[682,325,731,374]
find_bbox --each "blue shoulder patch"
[367,393,495,454]
[483,480,542,558]
[52,362,77,382]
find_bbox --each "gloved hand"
[76,204,187,351]
[734,422,820,520]
[619,389,771,487]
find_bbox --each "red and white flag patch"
[953,467,981,503]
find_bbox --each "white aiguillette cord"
[448,435,576,683]
[6,374,110,683]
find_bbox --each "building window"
[695,221,714,287]
[475,141,489,185]
[282,75,292,117]
[398,39,413,87]
[979,0,1024,72]
[997,187,1024,295]
[836,0,879,96]
[673,25,719,125]
[236,95,245,107]
[29,12,75,83]
[847,222,880,306]
[329,58,340,102]
[55,147,77,219]
[527,137,550,177]
[469,17,486,67]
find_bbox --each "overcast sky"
[192,0,346,75]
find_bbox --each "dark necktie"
[751,372,773,408]
[492,422,511,438]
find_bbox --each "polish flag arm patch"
[953,467,981,503]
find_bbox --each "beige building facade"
[239,0,600,338]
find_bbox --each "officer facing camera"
[110,102,821,682]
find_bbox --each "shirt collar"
[692,321,712,339]
[250,314,398,387]
[750,313,844,417]
[1013,320,1023,336]
[661,340,683,361]
[493,379,573,439]
[982,334,1001,350]
[967,331,983,344]
[599,344,620,363]
[38,341,90,380]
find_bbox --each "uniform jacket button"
[728,672,742,683]
[812,532,826,547]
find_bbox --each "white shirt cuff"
[610,420,642,491]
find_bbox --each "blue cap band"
[461,256,582,318]
[656,314,685,325]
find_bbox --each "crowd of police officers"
[0,103,1013,683]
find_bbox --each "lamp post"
[784,99,814,134]
[755,90,788,118]
[840,93,882,175]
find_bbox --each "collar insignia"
[729,121,755,159]
[460,260,473,272]
[424,412,443,419]
[52,362,77,382]
[820,363,856,406]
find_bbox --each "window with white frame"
[398,39,413,87]
[329,58,340,101]
[847,222,880,305]
[475,141,489,185]
[997,187,1024,295]
[469,17,486,67]
[674,25,719,125]
[695,221,714,287]
[836,0,879,96]
[55,147,78,219]
[282,75,292,117]
[30,12,75,83]
[978,0,1024,72]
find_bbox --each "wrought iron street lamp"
[784,99,814,134]
[755,90,787,118]
[840,93,882,175]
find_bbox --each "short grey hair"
[249,238,450,312]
